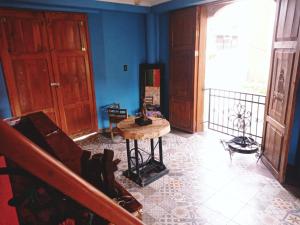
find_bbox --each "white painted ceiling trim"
[96,0,172,7]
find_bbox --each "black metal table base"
[123,137,168,187]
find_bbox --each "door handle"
[50,82,60,87]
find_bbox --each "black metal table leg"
[134,140,140,177]
[158,137,163,164]
[150,139,154,160]
[123,136,168,187]
[126,139,131,172]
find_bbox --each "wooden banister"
[0,120,143,225]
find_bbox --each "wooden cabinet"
[0,9,97,136]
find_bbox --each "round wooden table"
[117,117,170,186]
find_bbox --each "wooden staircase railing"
[0,119,143,225]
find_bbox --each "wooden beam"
[0,119,143,225]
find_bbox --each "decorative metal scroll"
[206,89,263,159]
[207,88,266,144]
[228,103,252,134]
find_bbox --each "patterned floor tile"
[144,203,168,219]
[265,204,289,220]
[193,205,231,225]
[272,198,297,211]
[141,212,156,225]
[277,190,299,202]
[233,203,282,225]
[284,214,300,225]
[76,130,300,225]
[226,221,241,225]
[204,193,247,218]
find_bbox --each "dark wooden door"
[0,9,60,124]
[169,6,206,133]
[46,12,97,135]
[262,0,300,182]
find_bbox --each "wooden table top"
[117,117,170,140]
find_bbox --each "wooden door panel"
[2,16,48,54]
[170,51,194,99]
[0,9,60,125]
[263,122,284,176]
[268,50,295,124]
[64,102,93,134]
[275,0,300,41]
[10,57,59,123]
[169,6,205,133]
[52,52,96,135]
[262,0,300,182]
[47,12,97,135]
[170,7,196,50]
[169,99,192,130]
[0,10,52,115]
[46,12,87,52]
[50,20,83,51]
[56,55,89,104]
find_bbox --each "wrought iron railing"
[205,88,266,143]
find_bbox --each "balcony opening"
[203,0,276,146]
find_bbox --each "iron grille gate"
[206,88,266,144]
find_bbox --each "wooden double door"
[0,9,97,136]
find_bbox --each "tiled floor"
[77,130,300,225]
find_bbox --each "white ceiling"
[96,0,172,7]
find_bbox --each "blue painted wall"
[0,63,11,119]
[288,87,300,165]
[158,13,170,118]
[146,13,158,63]
[0,0,150,14]
[152,0,217,13]
[88,11,146,128]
